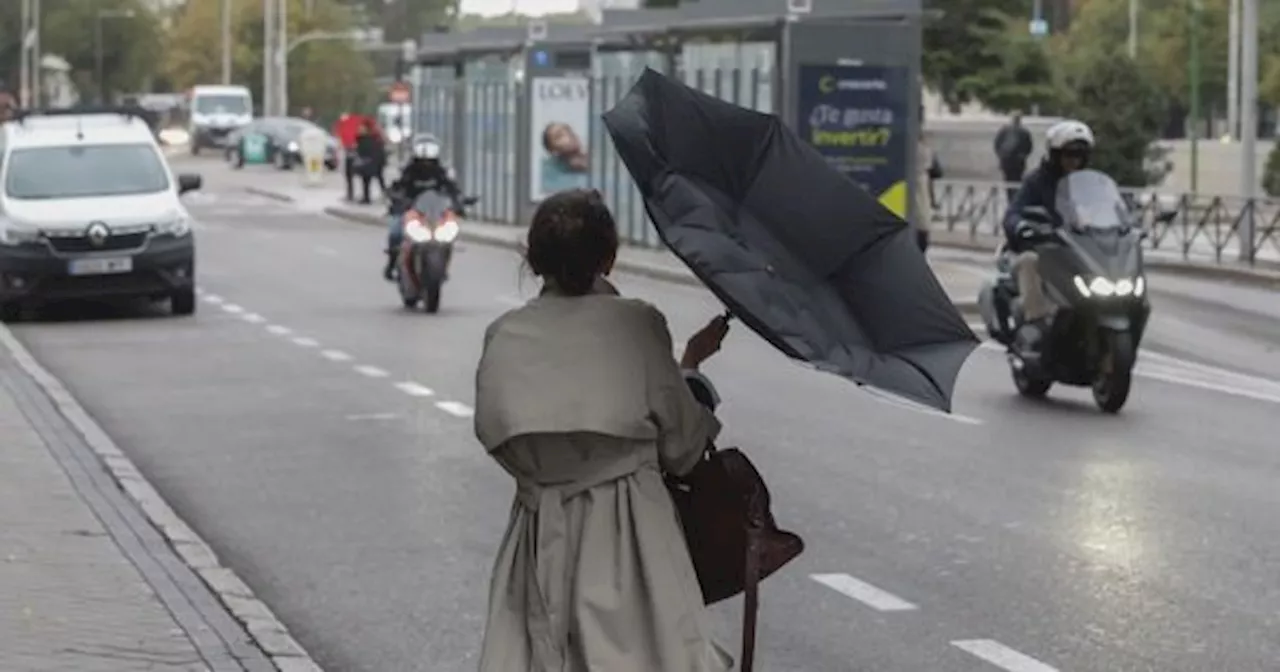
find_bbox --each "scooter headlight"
[1073,275,1143,298]
[433,219,459,243]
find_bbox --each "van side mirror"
[178,173,202,194]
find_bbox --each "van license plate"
[68,257,133,276]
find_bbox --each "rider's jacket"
[393,159,460,202]
[1002,160,1065,250]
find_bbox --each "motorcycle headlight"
[1134,276,1145,297]
[287,141,299,152]
[1073,275,1143,298]
[433,219,459,243]
[0,225,41,246]
[405,220,432,244]
[155,216,191,237]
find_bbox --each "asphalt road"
[11,159,1280,672]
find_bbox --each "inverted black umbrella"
[602,68,978,412]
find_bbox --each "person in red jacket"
[334,114,365,201]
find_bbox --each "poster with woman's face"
[530,76,590,201]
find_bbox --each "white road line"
[321,349,353,362]
[435,401,474,417]
[241,312,266,323]
[291,336,319,348]
[203,294,224,304]
[354,365,389,378]
[809,573,918,612]
[221,303,244,314]
[345,412,400,421]
[951,640,1059,672]
[266,325,292,336]
[394,382,435,397]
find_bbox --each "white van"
[187,85,253,154]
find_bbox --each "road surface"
[9,158,1280,672]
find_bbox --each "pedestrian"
[994,111,1033,202]
[334,114,362,202]
[472,188,734,672]
[354,119,385,205]
[916,106,939,252]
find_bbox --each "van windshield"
[5,144,170,199]
[194,94,250,115]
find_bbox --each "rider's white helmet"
[413,140,442,160]
[1045,120,1095,150]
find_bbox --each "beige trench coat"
[474,279,733,672]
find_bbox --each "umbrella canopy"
[602,68,978,412]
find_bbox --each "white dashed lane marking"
[266,325,292,336]
[354,365,389,378]
[221,303,244,314]
[394,382,435,397]
[951,640,1059,672]
[435,401,474,418]
[321,349,353,362]
[241,312,266,324]
[203,294,224,304]
[810,573,918,612]
[291,336,319,348]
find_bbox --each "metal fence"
[412,64,774,248]
[933,180,1280,266]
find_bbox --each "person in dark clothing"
[1002,119,1094,356]
[994,112,1034,201]
[354,120,387,204]
[382,139,465,279]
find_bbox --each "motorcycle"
[976,169,1151,413]
[395,189,477,313]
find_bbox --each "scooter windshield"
[1053,169,1130,231]
[412,190,453,223]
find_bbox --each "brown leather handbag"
[665,444,805,672]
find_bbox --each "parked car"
[225,117,339,171]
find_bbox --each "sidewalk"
[0,326,317,672]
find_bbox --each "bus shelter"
[409,0,923,243]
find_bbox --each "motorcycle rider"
[383,139,463,280]
[1001,119,1095,353]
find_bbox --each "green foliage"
[953,12,1064,114]
[924,0,1057,113]
[1063,51,1167,187]
[1263,143,1280,197]
[0,0,163,103]
[165,0,377,121]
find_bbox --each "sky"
[460,0,582,17]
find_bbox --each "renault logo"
[86,222,110,247]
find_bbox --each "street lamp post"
[1188,0,1201,194]
[95,9,135,105]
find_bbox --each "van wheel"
[171,289,197,316]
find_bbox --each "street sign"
[1029,19,1048,36]
[298,127,327,186]
[389,82,410,104]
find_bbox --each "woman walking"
[473,188,733,671]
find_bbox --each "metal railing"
[934,180,1280,267]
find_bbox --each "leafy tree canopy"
[924,0,1057,113]
[1062,50,1167,186]
[0,0,163,103]
[165,0,378,121]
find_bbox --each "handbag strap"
[740,527,761,672]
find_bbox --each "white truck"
[187,85,253,155]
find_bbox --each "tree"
[924,0,1058,112]
[0,0,163,103]
[164,0,378,121]
[952,13,1064,114]
[1063,51,1168,187]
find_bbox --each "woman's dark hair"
[525,189,619,296]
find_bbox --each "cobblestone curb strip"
[0,323,325,672]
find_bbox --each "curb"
[316,203,984,316]
[928,232,1280,289]
[0,323,324,672]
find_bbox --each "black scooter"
[977,169,1152,413]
